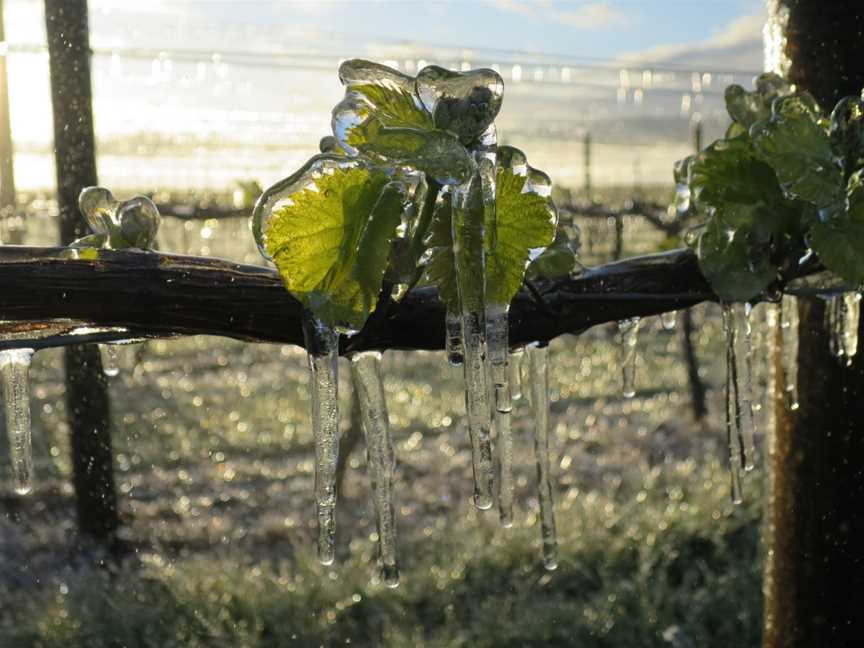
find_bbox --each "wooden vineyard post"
[44,0,119,544]
[763,2,864,646]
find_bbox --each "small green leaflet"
[751,95,845,208]
[486,166,557,304]
[809,172,864,286]
[349,83,434,133]
[262,165,405,330]
[697,218,776,302]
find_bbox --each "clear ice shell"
[660,311,677,330]
[350,351,400,588]
[77,187,160,249]
[618,317,641,398]
[1,348,35,495]
[78,186,120,235]
[116,196,160,249]
[100,344,120,377]
[252,154,363,261]
[486,303,511,414]
[526,343,558,570]
[302,314,341,565]
[415,65,504,144]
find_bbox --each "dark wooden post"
[763,2,864,646]
[45,0,119,544]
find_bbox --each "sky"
[3,0,769,190]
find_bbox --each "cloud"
[481,0,630,31]
[619,13,765,72]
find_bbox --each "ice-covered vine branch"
[0,246,714,353]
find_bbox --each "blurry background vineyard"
[2,1,768,646]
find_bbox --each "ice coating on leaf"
[724,73,791,129]
[672,156,694,218]
[618,317,640,398]
[252,154,408,332]
[809,170,864,286]
[526,343,558,571]
[826,292,861,364]
[76,187,160,249]
[751,94,844,208]
[780,294,800,410]
[302,313,341,565]
[445,308,464,367]
[339,58,416,94]
[319,135,346,156]
[350,351,400,587]
[415,65,504,144]
[1,348,34,495]
[829,96,864,175]
[486,145,558,306]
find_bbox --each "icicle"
[618,317,641,398]
[526,343,558,570]
[780,294,799,410]
[722,303,760,503]
[660,310,677,330]
[509,347,524,402]
[486,303,512,414]
[445,308,464,367]
[826,292,861,364]
[451,163,495,511]
[495,403,515,528]
[302,312,340,565]
[100,344,120,377]
[349,351,399,587]
[1,348,34,495]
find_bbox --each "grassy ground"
[0,191,767,647]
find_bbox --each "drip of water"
[1,348,35,495]
[445,308,464,367]
[826,292,861,365]
[100,344,120,377]
[302,313,341,565]
[660,311,677,331]
[618,318,641,398]
[350,351,400,587]
[780,295,799,410]
[526,343,558,570]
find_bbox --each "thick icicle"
[487,303,512,414]
[495,404,515,528]
[349,351,400,587]
[618,317,641,398]
[660,311,677,331]
[445,308,464,367]
[827,292,861,364]
[780,294,799,410]
[722,303,760,502]
[526,343,558,570]
[302,313,341,565]
[451,162,495,510]
[0,348,34,495]
[509,347,524,402]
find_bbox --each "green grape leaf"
[829,96,864,176]
[263,166,405,330]
[697,218,776,302]
[751,95,844,207]
[354,123,474,185]
[809,171,864,285]
[486,166,558,305]
[689,135,789,231]
[350,83,434,132]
